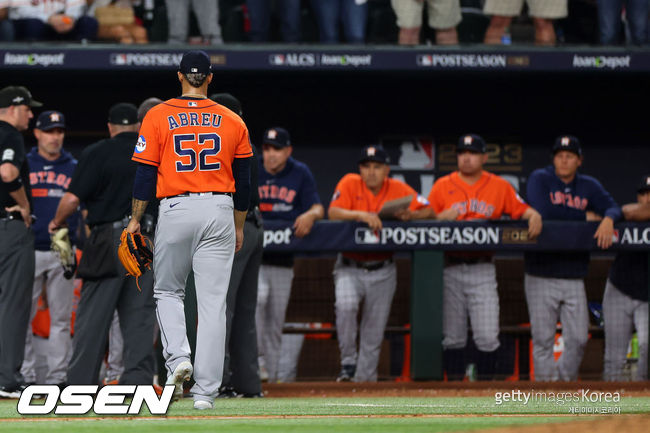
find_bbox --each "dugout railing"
[262,220,650,381]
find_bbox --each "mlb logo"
[355,228,380,245]
[270,54,285,65]
[112,54,127,65]
[188,101,197,107]
[418,55,433,66]
[612,229,619,243]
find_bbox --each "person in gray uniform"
[0,86,40,398]
[126,51,252,410]
[211,93,264,399]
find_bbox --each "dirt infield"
[262,381,650,398]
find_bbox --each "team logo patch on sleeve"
[2,149,15,161]
[331,190,341,201]
[135,135,147,153]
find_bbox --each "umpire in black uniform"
[211,93,264,398]
[49,103,156,385]
[0,86,41,398]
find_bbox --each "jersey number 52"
[174,133,221,172]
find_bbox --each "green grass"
[0,396,648,433]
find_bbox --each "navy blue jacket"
[27,147,80,251]
[525,165,622,278]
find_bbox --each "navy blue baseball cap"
[263,127,291,148]
[553,135,582,156]
[35,110,65,131]
[457,134,486,153]
[637,174,650,193]
[179,50,211,75]
[358,144,390,165]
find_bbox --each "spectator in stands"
[602,175,650,381]
[596,0,647,45]
[525,135,621,381]
[165,0,222,44]
[311,0,368,44]
[10,0,98,42]
[246,0,301,42]
[391,0,461,45]
[89,0,148,44]
[482,0,567,45]
[0,1,14,41]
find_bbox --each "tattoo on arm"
[131,198,149,222]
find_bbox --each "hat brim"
[28,99,43,108]
[37,123,65,131]
[263,140,289,148]
[358,156,389,165]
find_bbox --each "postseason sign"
[262,221,650,252]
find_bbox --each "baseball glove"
[51,228,76,280]
[117,230,153,288]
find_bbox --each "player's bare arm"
[622,202,650,221]
[329,206,382,231]
[436,207,459,221]
[522,207,543,239]
[49,191,80,233]
[395,207,435,221]
[293,203,324,238]
[594,216,615,249]
[126,198,149,234]
[585,211,603,221]
[234,209,247,252]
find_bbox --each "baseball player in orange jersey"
[329,144,434,382]
[428,134,542,380]
[126,51,253,410]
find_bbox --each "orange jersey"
[330,173,429,261]
[132,98,253,198]
[428,171,529,220]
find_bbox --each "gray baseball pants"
[165,0,222,44]
[524,274,589,381]
[155,194,235,403]
[256,264,293,382]
[603,279,648,381]
[21,250,74,385]
[334,257,397,382]
[442,263,500,352]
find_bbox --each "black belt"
[0,210,23,221]
[169,191,232,198]
[342,257,393,271]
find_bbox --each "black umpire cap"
[637,174,650,193]
[35,110,65,130]
[179,50,211,75]
[358,144,390,165]
[108,103,138,125]
[457,134,486,153]
[0,86,42,108]
[553,135,582,156]
[211,93,243,117]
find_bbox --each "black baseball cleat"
[216,386,238,399]
[239,392,264,398]
[0,383,27,399]
[336,364,356,382]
